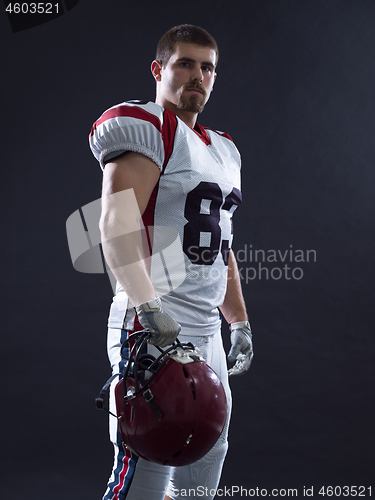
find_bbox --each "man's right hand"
[135,297,181,347]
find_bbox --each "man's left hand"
[227,321,253,377]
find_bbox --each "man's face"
[154,42,217,115]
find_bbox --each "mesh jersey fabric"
[89,100,242,337]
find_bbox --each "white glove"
[227,321,253,377]
[135,297,181,348]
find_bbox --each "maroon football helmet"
[114,331,227,467]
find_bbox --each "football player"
[90,24,253,500]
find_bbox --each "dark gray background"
[1,0,374,497]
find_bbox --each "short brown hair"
[156,24,219,67]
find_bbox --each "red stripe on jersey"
[203,126,233,142]
[89,104,163,138]
[194,122,211,145]
[139,184,159,301]
[161,109,178,171]
[142,183,159,249]
[143,184,159,227]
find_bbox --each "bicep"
[102,151,160,215]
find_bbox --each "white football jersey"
[89,101,242,336]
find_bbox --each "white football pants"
[104,328,232,500]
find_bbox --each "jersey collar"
[192,122,211,146]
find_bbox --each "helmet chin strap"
[95,330,151,419]
[95,372,121,418]
[95,330,196,420]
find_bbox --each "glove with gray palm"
[227,321,253,377]
[135,297,181,348]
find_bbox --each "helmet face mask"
[114,331,227,466]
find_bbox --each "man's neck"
[155,97,198,128]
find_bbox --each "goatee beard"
[177,84,207,114]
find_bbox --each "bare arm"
[219,249,248,324]
[99,151,160,306]
[220,249,253,376]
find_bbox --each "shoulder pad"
[89,101,166,170]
